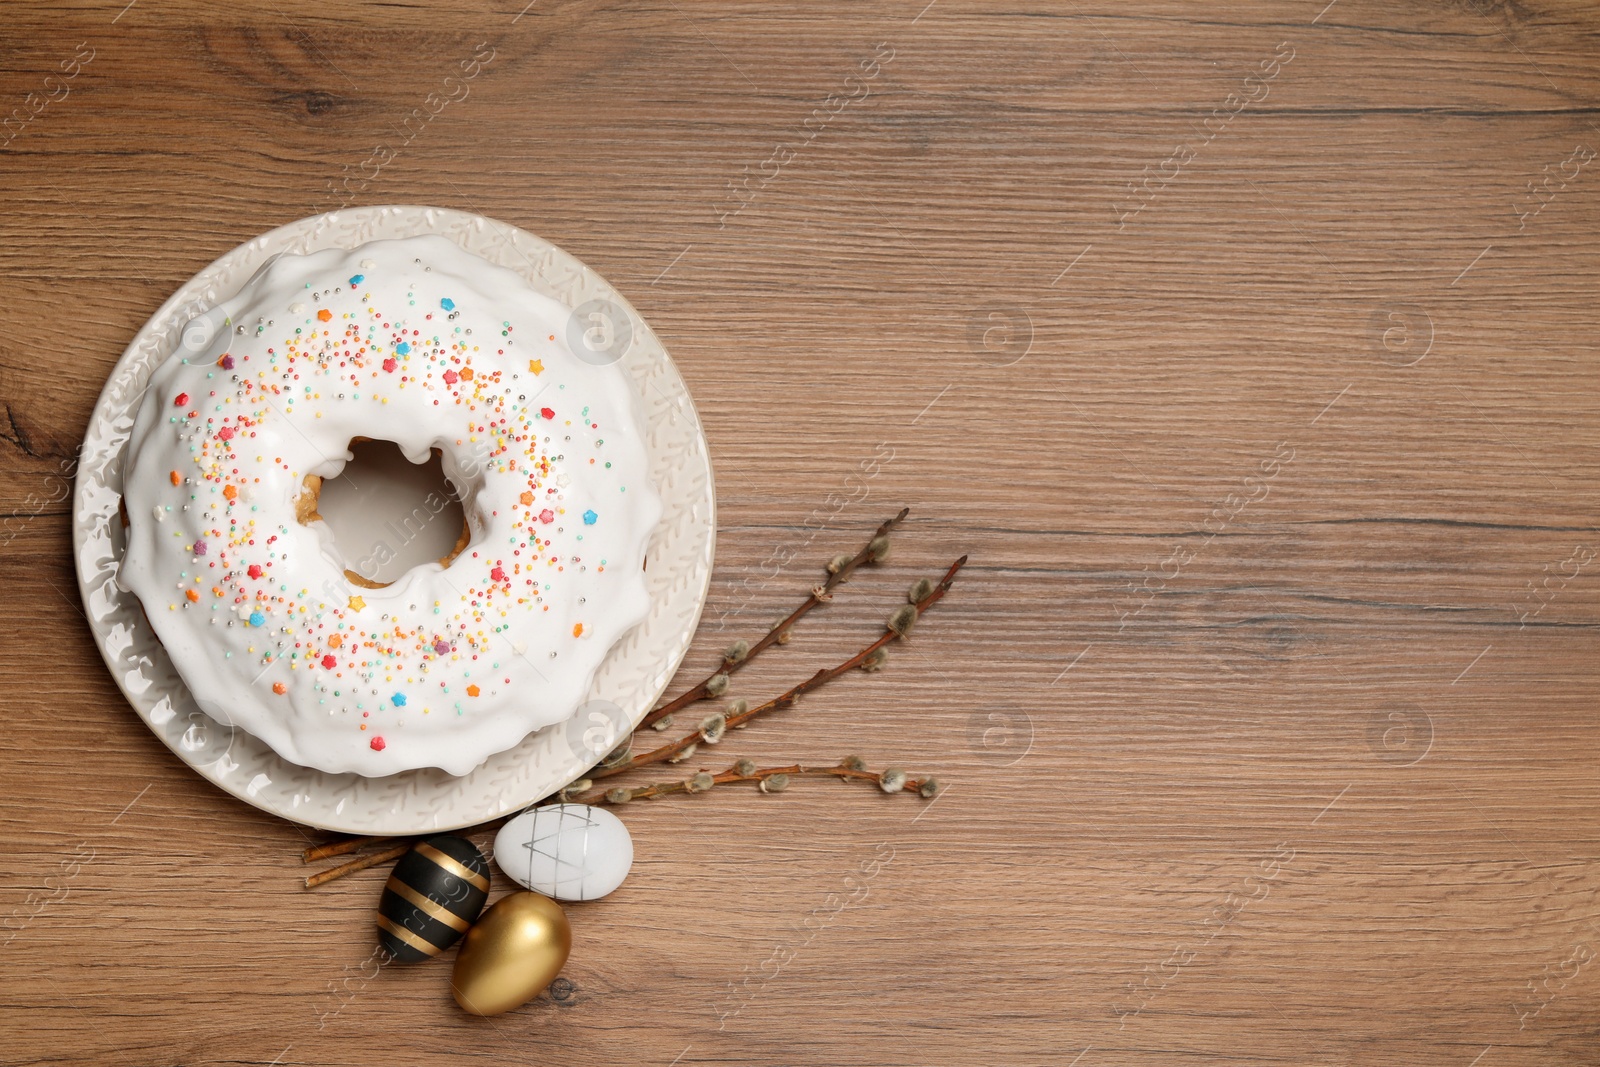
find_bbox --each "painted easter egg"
[450,891,572,1016]
[492,803,633,901]
[376,835,490,962]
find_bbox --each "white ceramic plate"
[73,206,715,834]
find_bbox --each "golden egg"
[450,891,572,1016]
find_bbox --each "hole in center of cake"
[313,439,470,587]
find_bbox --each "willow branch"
[304,842,411,889]
[591,554,967,782]
[301,835,388,864]
[635,507,909,731]
[574,759,939,805]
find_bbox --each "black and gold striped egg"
[376,835,490,962]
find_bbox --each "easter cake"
[116,235,660,777]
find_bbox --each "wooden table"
[4,2,1598,1064]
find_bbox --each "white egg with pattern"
[492,803,633,901]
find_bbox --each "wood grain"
[4,1,1600,1064]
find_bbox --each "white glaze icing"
[117,235,661,776]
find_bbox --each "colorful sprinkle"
[392,692,407,707]
[249,611,265,627]
[441,297,455,311]
[582,510,598,525]
[174,392,190,407]
[349,274,364,285]
[370,736,386,751]
[317,308,332,322]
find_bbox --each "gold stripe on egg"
[385,878,471,932]
[375,914,440,956]
[415,842,490,892]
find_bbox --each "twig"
[591,555,967,782]
[301,835,388,864]
[575,759,939,805]
[304,843,411,889]
[635,507,908,731]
